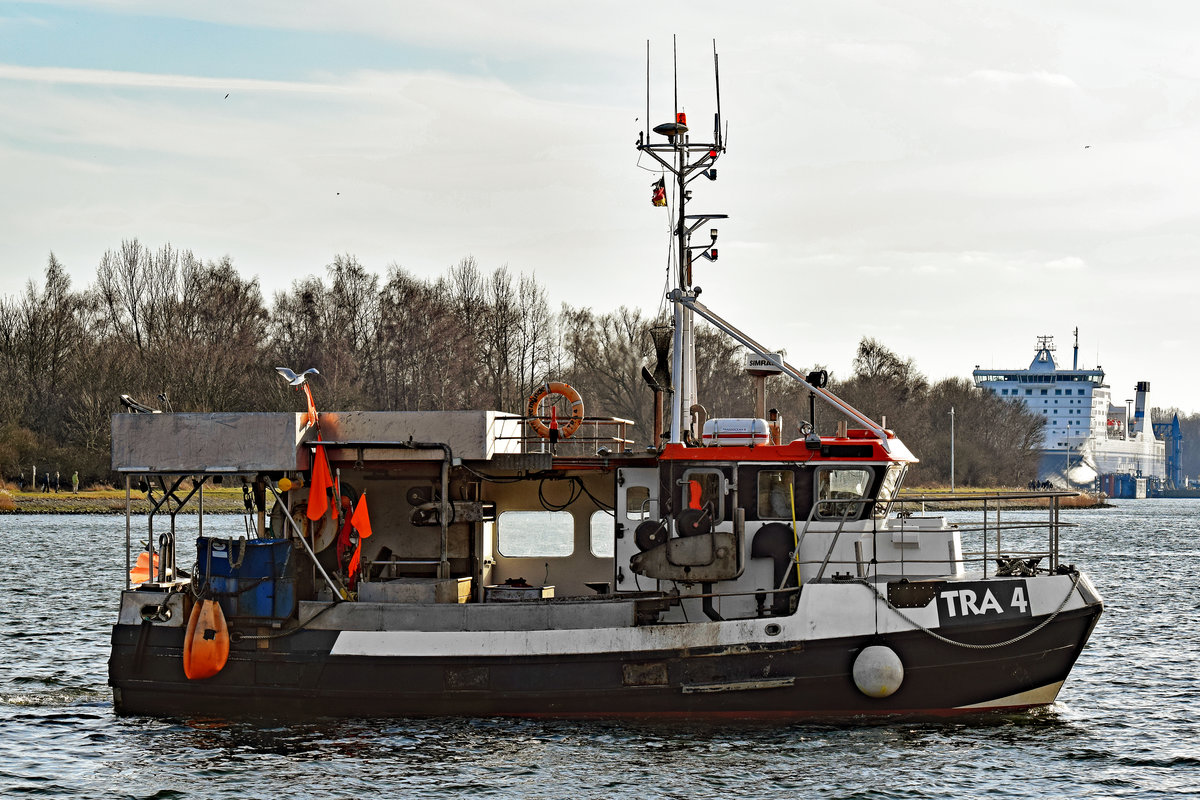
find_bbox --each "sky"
[2,1,1199,414]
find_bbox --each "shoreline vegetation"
[2,247,1055,492]
[0,485,1109,514]
[0,486,248,514]
[6,244,1199,499]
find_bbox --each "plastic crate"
[196,537,297,623]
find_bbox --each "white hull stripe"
[331,621,770,658]
[330,575,1091,658]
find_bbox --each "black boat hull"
[110,603,1101,719]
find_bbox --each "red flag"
[347,493,374,585]
[307,445,333,521]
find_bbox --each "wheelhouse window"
[816,468,873,519]
[757,470,795,519]
[497,511,574,557]
[680,469,724,520]
[873,466,904,518]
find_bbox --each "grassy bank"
[898,486,1109,510]
[0,486,249,514]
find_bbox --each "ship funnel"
[1132,381,1150,436]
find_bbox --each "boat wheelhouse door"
[614,467,659,592]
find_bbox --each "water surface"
[2,503,1199,798]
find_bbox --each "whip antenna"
[713,40,722,149]
[645,39,651,143]
[673,35,678,122]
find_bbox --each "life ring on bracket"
[268,487,340,552]
[526,382,585,439]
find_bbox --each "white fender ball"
[853,645,904,698]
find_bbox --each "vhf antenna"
[673,34,679,124]
[713,40,722,149]
[645,40,651,144]
[645,38,723,149]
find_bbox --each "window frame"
[496,510,575,558]
[756,469,796,520]
[588,510,615,557]
[814,466,874,520]
[680,468,726,521]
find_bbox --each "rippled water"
[3,503,1200,798]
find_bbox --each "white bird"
[275,367,320,386]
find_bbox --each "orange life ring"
[526,382,585,439]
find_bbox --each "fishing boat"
[108,48,1103,718]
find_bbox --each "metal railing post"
[125,476,131,590]
[983,498,989,578]
[996,501,1002,564]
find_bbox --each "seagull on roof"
[275,367,320,386]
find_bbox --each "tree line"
[0,240,1045,488]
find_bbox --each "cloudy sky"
[2,1,1198,414]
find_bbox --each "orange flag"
[307,445,333,521]
[302,383,319,429]
[347,493,374,582]
[350,492,373,540]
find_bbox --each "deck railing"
[773,491,1076,584]
[496,415,637,455]
[893,490,1075,577]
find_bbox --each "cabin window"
[625,485,650,520]
[757,470,796,519]
[815,468,873,519]
[497,511,574,557]
[873,466,904,518]
[681,469,724,520]
[589,510,615,557]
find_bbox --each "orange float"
[128,551,159,584]
[182,598,230,680]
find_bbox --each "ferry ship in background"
[973,331,1169,498]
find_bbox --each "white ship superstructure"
[973,334,1164,485]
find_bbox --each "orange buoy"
[182,598,230,680]
[129,551,160,584]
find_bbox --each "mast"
[636,41,894,449]
[637,39,725,444]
